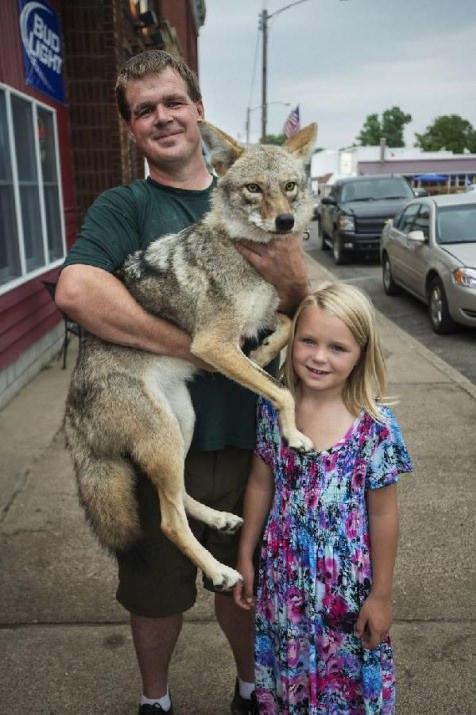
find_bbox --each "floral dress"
[254,398,413,715]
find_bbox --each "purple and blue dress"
[254,398,413,714]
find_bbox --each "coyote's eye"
[245,183,262,193]
[285,181,297,192]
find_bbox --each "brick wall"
[160,0,199,72]
[61,0,201,231]
[61,0,145,228]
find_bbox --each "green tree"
[382,107,412,147]
[415,115,476,153]
[357,107,412,147]
[260,133,286,145]
[356,113,381,145]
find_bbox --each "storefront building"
[0,0,206,407]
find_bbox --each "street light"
[259,0,311,141]
[246,101,291,143]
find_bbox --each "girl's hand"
[233,559,256,610]
[355,594,392,650]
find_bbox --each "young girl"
[234,282,413,714]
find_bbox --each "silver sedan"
[380,193,476,333]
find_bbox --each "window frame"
[0,82,66,296]
[412,204,431,240]
[396,203,421,233]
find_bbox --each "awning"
[414,173,448,183]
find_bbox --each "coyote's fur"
[64,122,317,590]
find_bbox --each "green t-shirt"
[65,177,277,451]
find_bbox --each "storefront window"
[0,91,21,285]
[38,107,63,262]
[0,84,65,292]
[11,94,45,272]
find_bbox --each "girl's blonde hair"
[281,281,391,421]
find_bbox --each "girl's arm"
[233,454,274,610]
[356,483,399,649]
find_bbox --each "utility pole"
[259,1,311,142]
[260,9,268,142]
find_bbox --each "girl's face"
[292,305,361,395]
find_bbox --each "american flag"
[283,105,301,137]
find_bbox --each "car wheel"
[382,254,401,296]
[428,277,457,334]
[317,221,329,251]
[332,231,347,265]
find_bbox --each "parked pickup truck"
[318,174,417,264]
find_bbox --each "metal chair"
[42,280,82,369]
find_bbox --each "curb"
[305,255,476,401]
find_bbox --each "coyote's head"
[200,122,317,243]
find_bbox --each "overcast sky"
[198,0,476,149]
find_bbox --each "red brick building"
[0,0,206,407]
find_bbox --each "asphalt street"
[306,222,476,385]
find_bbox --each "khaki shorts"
[116,447,252,617]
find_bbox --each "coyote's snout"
[65,121,317,590]
[274,213,295,233]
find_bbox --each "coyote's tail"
[65,430,141,553]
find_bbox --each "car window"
[412,206,430,239]
[341,177,413,202]
[397,204,420,233]
[437,204,476,244]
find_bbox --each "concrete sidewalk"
[1,257,475,714]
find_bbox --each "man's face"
[125,67,204,168]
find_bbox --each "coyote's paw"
[285,429,314,453]
[213,511,243,534]
[249,344,272,367]
[212,565,243,591]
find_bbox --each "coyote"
[65,122,317,590]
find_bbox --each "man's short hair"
[116,50,202,121]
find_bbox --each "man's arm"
[235,233,309,314]
[56,265,209,368]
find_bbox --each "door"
[403,204,432,297]
[388,203,421,285]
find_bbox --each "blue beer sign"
[18,0,65,103]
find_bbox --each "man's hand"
[235,233,309,314]
[355,594,392,650]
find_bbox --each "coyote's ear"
[199,121,245,176]
[284,123,318,161]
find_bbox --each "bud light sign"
[18,0,65,103]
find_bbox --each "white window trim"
[0,82,66,296]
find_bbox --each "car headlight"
[337,214,355,232]
[453,267,476,289]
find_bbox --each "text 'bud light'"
[19,0,65,102]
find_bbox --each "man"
[56,50,309,714]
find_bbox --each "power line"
[247,27,261,116]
